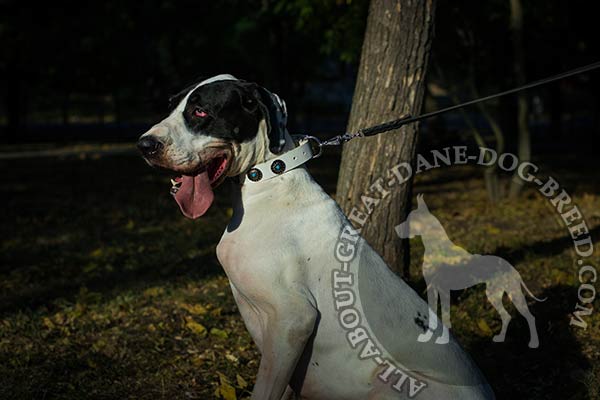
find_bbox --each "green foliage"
[0,0,368,127]
[269,0,368,63]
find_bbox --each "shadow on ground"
[469,284,592,399]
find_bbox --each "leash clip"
[303,135,324,158]
[291,131,363,159]
[292,135,324,158]
[321,132,363,146]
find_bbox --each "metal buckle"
[293,135,323,159]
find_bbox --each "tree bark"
[336,0,436,277]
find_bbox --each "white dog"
[138,74,495,399]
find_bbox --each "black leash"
[318,60,600,147]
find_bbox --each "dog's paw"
[417,330,433,343]
[528,339,539,349]
[435,335,449,345]
[435,328,449,345]
[492,334,505,343]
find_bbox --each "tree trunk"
[336,0,436,277]
[509,0,530,197]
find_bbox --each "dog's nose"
[137,136,163,156]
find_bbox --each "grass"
[1,145,599,399]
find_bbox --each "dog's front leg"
[251,300,318,400]
[435,290,450,344]
[418,285,439,343]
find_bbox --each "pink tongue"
[173,172,214,219]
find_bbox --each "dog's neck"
[226,135,330,232]
[224,119,333,233]
[418,217,469,262]
[227,119,297,175]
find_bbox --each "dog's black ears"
[245,84,288,154]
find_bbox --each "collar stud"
[247,168,263,182]
[271,160,286,174]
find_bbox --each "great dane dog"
[396,194,545,349]
[138,74,494,399]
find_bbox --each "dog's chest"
[216,208,302,293]
[216,230,262,287]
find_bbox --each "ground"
[1,144,599,399]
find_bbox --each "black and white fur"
[138,75,495,400]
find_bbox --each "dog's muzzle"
[137,135,164,157]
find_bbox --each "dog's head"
[396,194,432,239]
[137,74,288,219]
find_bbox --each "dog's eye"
[194,108,208,118]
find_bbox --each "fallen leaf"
[89,248,103,258]
[216,372,237,400]
[181,303,208,315]
[210,328,228,339]
[478,319,493,336]
[42,317,55,330]
[236,374,248,389]
[83,263,98,273]
[225,353,239,364]
[186,321,207,337]
[143,287,165,297]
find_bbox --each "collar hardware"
[243,139,314,184]
[271,160,286,174]
[247,168,263,182]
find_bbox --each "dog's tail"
[520,279,547,302]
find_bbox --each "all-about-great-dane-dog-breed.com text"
[137,74,495,400]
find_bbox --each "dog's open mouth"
[171,154,229,219]
[205,154,230,185]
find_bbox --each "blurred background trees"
[0,0,367,140]
[1,0,598,165]
[429,0,600,200]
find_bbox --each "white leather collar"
[242,139,315,184]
